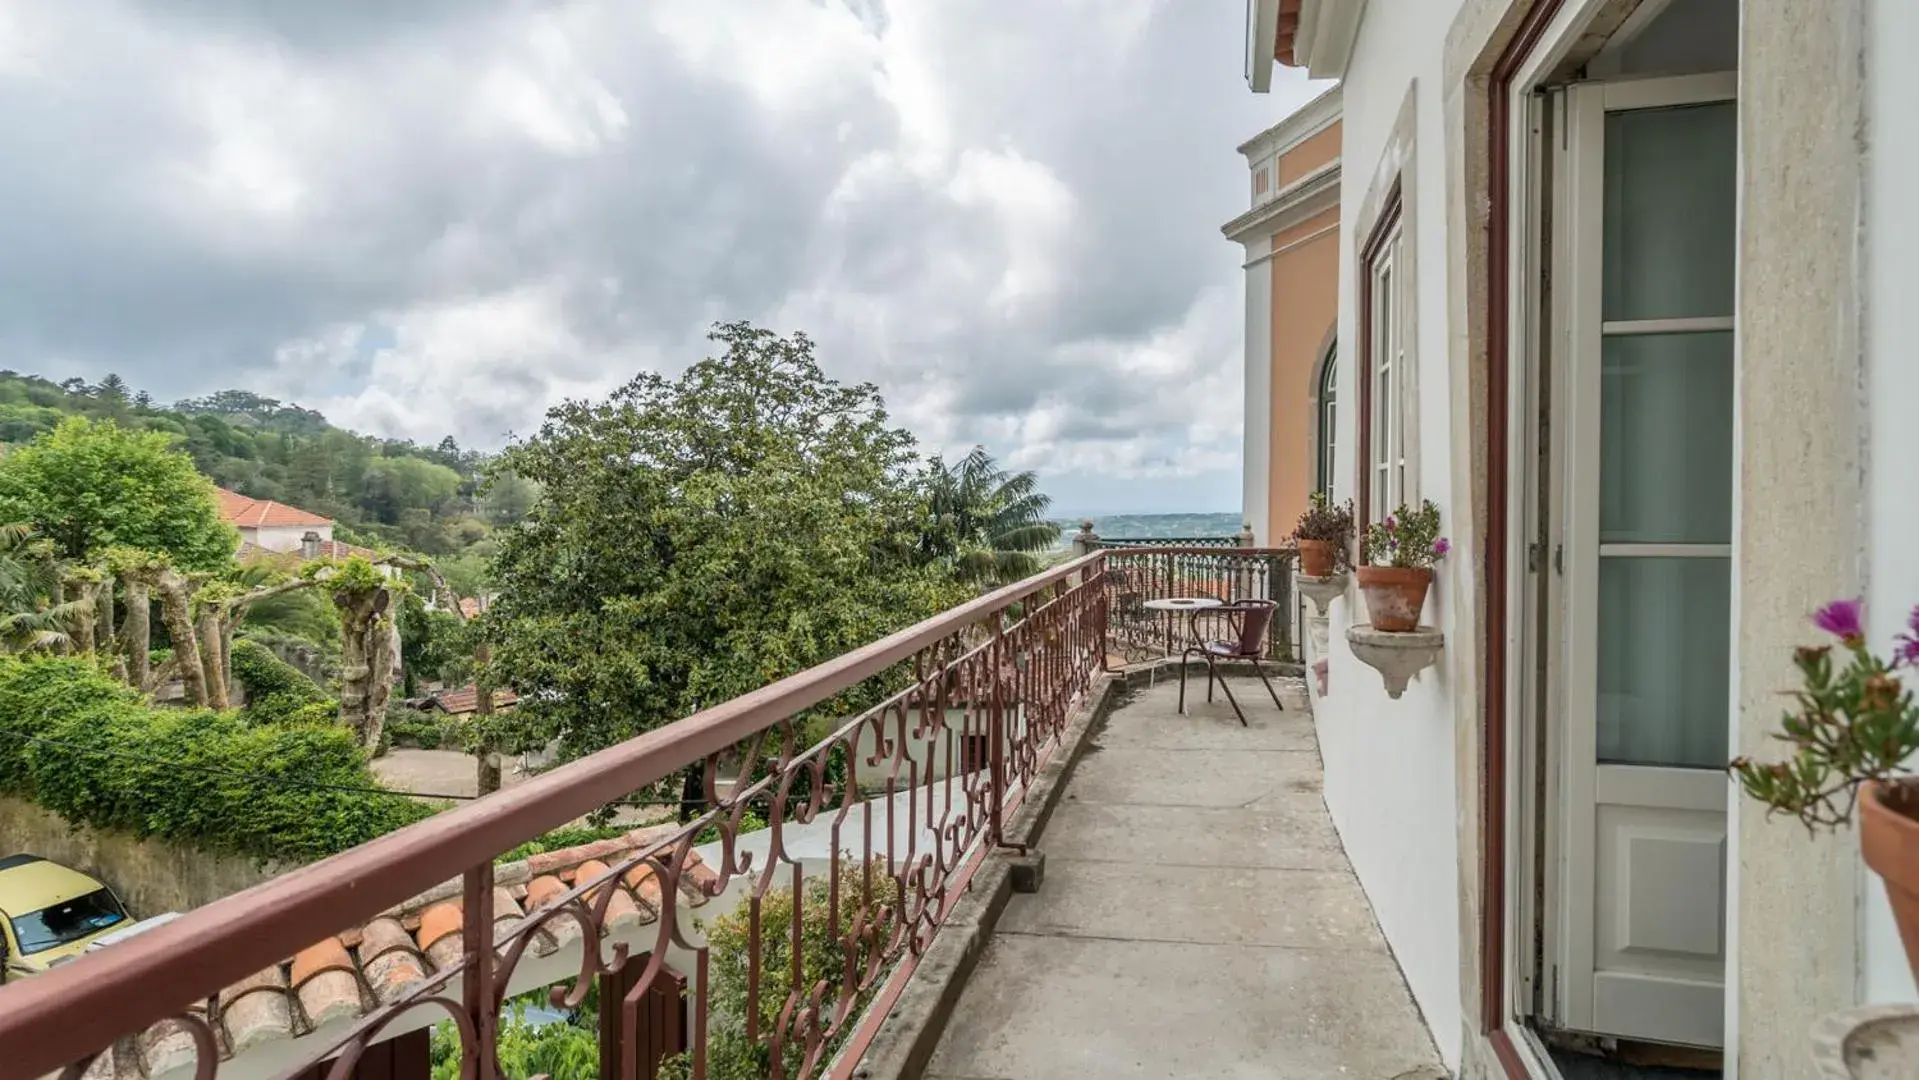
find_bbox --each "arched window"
[1315,344,1338,496]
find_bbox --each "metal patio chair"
[1178,598,1285,726]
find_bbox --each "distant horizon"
[1049,508,1239,522]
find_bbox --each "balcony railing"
[0,555,1110,1080]
[0,545,1303,1080]
[1098,546,1300,665]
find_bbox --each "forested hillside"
[0,371,531,584]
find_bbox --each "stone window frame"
[1353,82,1422,528]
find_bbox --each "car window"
[9,889,126,954]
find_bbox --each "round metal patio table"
[1141,597,1222,676]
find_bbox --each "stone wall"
[0,796,286,917]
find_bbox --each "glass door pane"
[1599,332,1733,544]
[1596,556,1730,766]
[1602,102,1737,321]
[1593,99,1735,771]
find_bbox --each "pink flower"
[1432,537,1451,558]
[1813,598,1867,646]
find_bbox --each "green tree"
[95,374,131,421]
[0,417,237,570]
[361,456,462,524]
[480,469,539,525]
[920,446,1061,587]
[397,592,470,695]
[485,322,968,762]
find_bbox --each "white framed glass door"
[1552,72,1736,1050]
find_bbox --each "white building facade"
[1244,0,1918,1076]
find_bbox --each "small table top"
[1141,597,1223,612]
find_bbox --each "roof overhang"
[1246,0,1366,87]
[1244,0,1280,92]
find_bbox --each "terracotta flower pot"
[1355,566,1432,632]
[1862,778,1919,982]
[1297,539,1337,578]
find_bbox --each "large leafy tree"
[920,446,1061,587]
[484,322,968,761]
[0,417,236,570]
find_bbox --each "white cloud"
[0,0,1329,512]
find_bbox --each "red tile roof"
[1274,0,1303,66]
[431,683,518,715]
[313,538,379,561]
[81,826,715,1078]
[216,488,334,529]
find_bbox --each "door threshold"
[1538,1029,1722,1079]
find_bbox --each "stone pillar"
[1733,0,1867,1074]
[1070,520,1098,557]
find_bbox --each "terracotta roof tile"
[96,827,716,1079]
[431,683,519,715]
[415,901,462,954]
[524,874,568,911]
[291,938,362,1028]
[215,488,335,529]
[358,919,427,1005]
[220,967,294,1054]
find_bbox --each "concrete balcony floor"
[927,673,1446,1080]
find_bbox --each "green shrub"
[245,695,339,728]
[0,655,434,862]
[430,1005,598,1080]
[382,706,463,753]
[660,861,897,1080]
[231,637,325,706]
[495,823,632,864]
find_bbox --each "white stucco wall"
[1862,0,1919,1009]
[1312,0,1470,1066]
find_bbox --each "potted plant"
[1731,598,1919,981]
[1293,492,1355,578]
[1356,500,1448,632]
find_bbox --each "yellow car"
[0,854,131,980]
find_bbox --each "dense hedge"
[232,637,337,728]
[0,656,433,862]
[231,637,325,704]
[381,705,464,753]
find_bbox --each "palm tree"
[923,447,1062,588]
[0,524,88,653]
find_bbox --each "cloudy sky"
[0,1,1324,516]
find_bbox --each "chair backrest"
[1228,599,1278,656]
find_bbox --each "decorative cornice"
[1221,160,1341,244]
[1236,84,1343,159]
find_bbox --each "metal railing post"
[461,862,497,1080]
[988,616,1007,846]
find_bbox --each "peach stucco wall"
[1276,123,1341,186]
[1266,202,1340,543]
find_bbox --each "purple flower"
[1813,598,1867,646]
[1383,515,1397,532]
[1895,605,1919,667]
[1433,537,1451,558]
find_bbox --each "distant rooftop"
[216,488,334,529]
